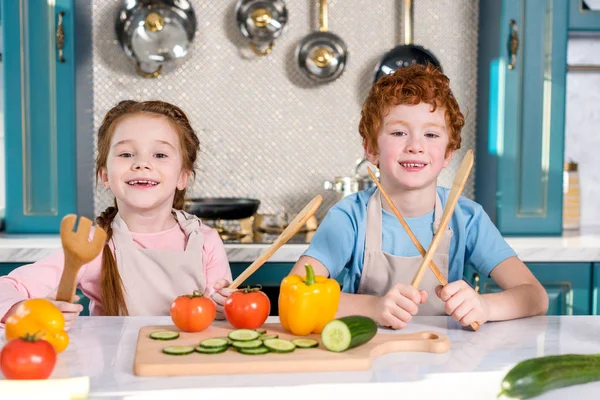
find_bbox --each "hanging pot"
[235,0,289,56]
[115,0,197,78]
[374,0,441,83]
[296,0,348,83]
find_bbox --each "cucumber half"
[263,338,296,353]
[195,345,228,354]
[228,329,260,341]
[291,338,319,348]
[321,316,377,352]
[149,330,180,341]
[162,345,195,355]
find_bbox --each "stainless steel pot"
[115,0,197,78]
[324,159,378,200]
[235,0,289,56]
[296,0,348,82]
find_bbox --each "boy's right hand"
[45,292,84,331]
[374,283,428,329]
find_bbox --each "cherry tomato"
[0,334,57,379]
[224,286,270,329]
[170,290,216,332]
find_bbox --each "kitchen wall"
[91,0,479,219]
[565,36,600,227]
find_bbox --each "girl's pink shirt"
[0,222,231,319]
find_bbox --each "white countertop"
[1,316,600,399]
[1,226,600,264]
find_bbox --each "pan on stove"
[185,198,261,220]
[374,0,441,83]
[296,0,348,83]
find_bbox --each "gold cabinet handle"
[473,272,480,293]
[508,19,519,70]
[56,11,65,63]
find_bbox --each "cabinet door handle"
[508,19,519,70]
[472,272,480,293]
[56,11,65,63]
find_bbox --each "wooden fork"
[56,215,107,302]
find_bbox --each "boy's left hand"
[435,281,490,327]
[211,279,236,320]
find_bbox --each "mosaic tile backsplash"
[92,0,479,219]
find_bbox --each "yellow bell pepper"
[5,299,69,353]
[279,263,341,336]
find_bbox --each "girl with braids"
[0,100,233,328]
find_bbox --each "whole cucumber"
[499,354,600,399]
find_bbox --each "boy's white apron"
[111,210,206,315]
[357,189,452,316]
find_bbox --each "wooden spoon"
[56,215,107,302]
[230,195,322,289]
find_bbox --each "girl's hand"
[435,281,489,327]
[374,283,428,330]
[45,291,84,331]
[211,279,236,320]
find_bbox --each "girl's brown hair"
[359,64,464,156]
[94,100,200,316]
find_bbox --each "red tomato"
[170,290,216,332]
[0,335,57,379]
[224,286,270,329]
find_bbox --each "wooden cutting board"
[134,322,451,377]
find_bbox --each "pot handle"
[319,0,328,32]
[403,0,413,45]
[56,11,66,63]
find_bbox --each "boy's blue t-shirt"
[303,186,516,293]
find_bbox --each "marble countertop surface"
[1,315,600,399]
[1,226,600,264]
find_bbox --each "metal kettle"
[324,159,378,200]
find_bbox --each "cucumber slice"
[232,339,263,349]
[238,346,270,355]
[321,316,377,352]
[162,345,195,355]
[195,345,228,354]
[199,338,229,348]
[291,338,319,348]
[149,330,180,341]
[255,328,267,334]
[228,329,260,341]
[263,338,296,353]
[259,333,279,340]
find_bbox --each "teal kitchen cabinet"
[569,0,600,31]
[476,0,568,235]
[464,262,593,315]
[1,0,77,233]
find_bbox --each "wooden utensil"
[134,322,450,376]
[368,160,479,331]
[411,150,474,285]
[56,215,107,302]
[229,195,322,289]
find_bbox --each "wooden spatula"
[56,215,107,302]
[230,195,322,289]
[409,150,479,330]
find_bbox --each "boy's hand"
[211,279,236,320]
[435,281,489,326]
[46,291,84,331]
[374,283,428,330]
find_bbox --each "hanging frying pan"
[374,0,441,83]
[296,0,348,83]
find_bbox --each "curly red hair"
[359,64,464,155]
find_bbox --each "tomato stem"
[242,285,263,294]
